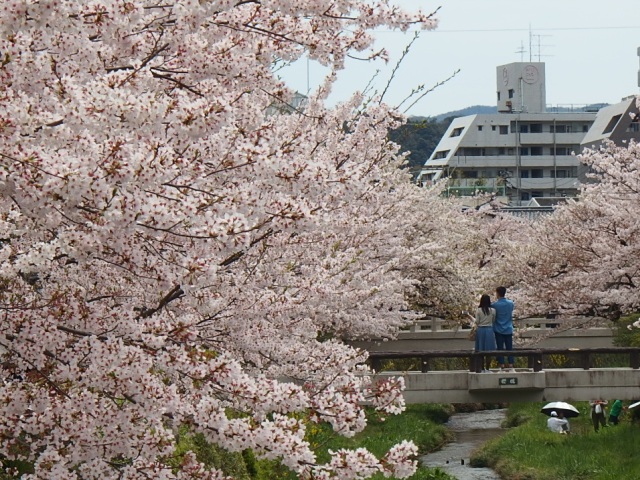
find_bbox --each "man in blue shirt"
[492,286,515,370]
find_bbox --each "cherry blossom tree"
[510,132,640,322]
[0,1,479,478]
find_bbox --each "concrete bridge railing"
[367,347,640,403]
[350,316,615,352]
[403,316,608,333]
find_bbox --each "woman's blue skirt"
[475,326,496,351]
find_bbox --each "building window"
[531,169,543,178]
[500,125,509,134]
[603,114,622,134]
[508,89,515,99]
[478,125,483,131]
[433,150,450,159]
[520,124,529,133]
[450,127,464,137]
[461,148,484,156]
[463,170,478,179]
[551,170,568,178]
[531,146,543,156]
[491,125,496,131]
[520,147,529,156]
[497,92,501,101]
[552,147,571,156]
[583,125,589,132]
[531,191,543,198]
[498,147,506,155]
[551,124,572,133]
[521,192,530,201]
[530,124,542,133]
[520,170,529,178]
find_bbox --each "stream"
[420,408,507,480]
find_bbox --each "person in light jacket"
[473,294,497,372]
[547,411,570,434]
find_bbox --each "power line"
[375,26,640,34]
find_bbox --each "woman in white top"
[474,294,497,371]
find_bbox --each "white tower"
[496,62,546,113]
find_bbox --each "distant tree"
[388,117,452,180]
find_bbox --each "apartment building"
[580,46,640,149]
[577,47,640,180]
[581,95,639,148]
[418,62,597,205]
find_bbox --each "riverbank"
[421,408,506,480]
[473,402,640,480]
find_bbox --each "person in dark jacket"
[590,399,608,431]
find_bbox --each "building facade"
[577,47,640,181]
[418,62,597,205]
[580,95,639,149]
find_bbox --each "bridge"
[350,317,615,353]
[367,347,640,403]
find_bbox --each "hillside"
[390,105,496,179]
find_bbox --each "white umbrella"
[541,401,580,418]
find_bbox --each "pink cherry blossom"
[0,1,456,478]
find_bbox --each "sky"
[280,0,640,118]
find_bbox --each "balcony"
[447,177,579,192]
[518,132,586,145]
[519,177,579,189]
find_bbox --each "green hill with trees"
[390,106,496,180]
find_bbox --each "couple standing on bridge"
[470,286,515,372]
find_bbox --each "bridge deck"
[368,347,640,403]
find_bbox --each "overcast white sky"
[280,0,640,118]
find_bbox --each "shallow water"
[420,408,507,480]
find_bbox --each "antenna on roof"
[519,27,553,63]
[529,25,553,62]
[533,33,553,61]
[515,41,526,62]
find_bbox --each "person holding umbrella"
[541,401,579,434]
[547,411,570,434]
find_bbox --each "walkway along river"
[420,408,507,480]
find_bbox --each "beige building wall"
[496,62,546,113]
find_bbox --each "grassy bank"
[473,402,640,480]
[171,404,459,480]
[283,403,458,480]
[0,404,458,479]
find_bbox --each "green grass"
[164,404,458,480]
[306,404,457,479]
[0,404,456,479]
[474,402,640,480]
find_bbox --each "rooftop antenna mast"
[533,33,553,61]
[528,25,553,62]
[515,40,526,62]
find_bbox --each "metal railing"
[367,347,640,374]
